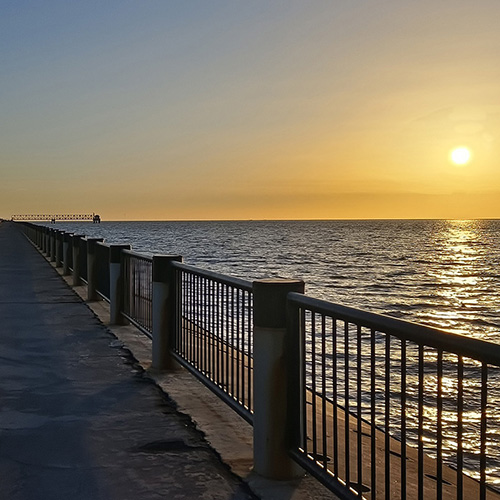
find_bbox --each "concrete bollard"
[86,238,104,301]
[43,227,49,255]
[252,278,305,480]
[62,232,72,275]
[50,229,56,262]
[109,244,131,325]
[71,235,84,286]
[55,231,64,267]
[151,255,183,371]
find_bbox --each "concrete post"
[252,278,305,480]
[72,235,84,286]
[43,227,49,255]
[62,232,72,276]
[50,229,56,262]
[151,255,183,371]
[86,238,104,301]
[109,244,131,325]
[55,231,64,267]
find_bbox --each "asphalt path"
[0,222,255,500]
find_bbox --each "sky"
[2,1,499,220]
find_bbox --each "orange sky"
[2,2,499,220]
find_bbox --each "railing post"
[49,229,56,262]
[43,227,49,255]
[72,235,84,286]
[55,231,64,267]
[252,278,305,480]
[109,244,131,325]
[62,232,72,276]
[86,238,104,301]
[151,255,183,371]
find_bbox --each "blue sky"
[2,1,500,219]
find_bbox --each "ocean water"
[50,219,500,342]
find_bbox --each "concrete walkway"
[0,221,255,500]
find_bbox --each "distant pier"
[11,213,101,223]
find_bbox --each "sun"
[450,146,471,165]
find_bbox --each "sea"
[49,219,500,342]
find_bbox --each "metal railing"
[287,292,500,500]
[95,242,110,301]
[66,235,74,270]
[18,221,500,499]
[79,238,88,283]
[172,262,254,423]
[121,250,153,337]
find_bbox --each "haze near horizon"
[2,1,499,221]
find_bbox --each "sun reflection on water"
[425,220,498,340]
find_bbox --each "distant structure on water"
[11,213,102,223]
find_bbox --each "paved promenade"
[0,222,255,499]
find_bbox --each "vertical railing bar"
[231,286,235,399]
[321,314,328,470]
[384,333,390,500]
[191,273,195,365]
[437,349,443,500]
[212,280,216,384]
[208,278,212,378]
[332,317,339,478]
[370,328,377,500]
[225,284,229,391]
[241,290,244,408]
[457,356,463,500]
[131,259,135,322]
[311,312,318,461]
[216,281,221,387]
[356,324,362,496]
[197,274,201,369]
[202,275,205,371]
[480,363,487,500]
[177,270,182,355]
[197,273,201,368]
[148,260,151,330]
[248,291,253,413]
[302,308,308,456]
[137,259,141,327]
[184,272,188,359]
[236,288,241,405]
[204,276,208,375]
[190,272,194,364]
[344,320,350,486]
[418,345,424,500]
[401,339,407,500]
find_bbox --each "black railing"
[79,238,88,282]
[172,262,254,423]
[95,242,110,301]
[287,292,500,500]
[67,235,74,270]
[121,250,153,337]
[19,221,500,500]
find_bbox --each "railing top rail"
[288,291,500,366]
[122,249,153,262]
[96,241,110,249]
[172,261,252,292]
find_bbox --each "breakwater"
[20,221,500,500]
